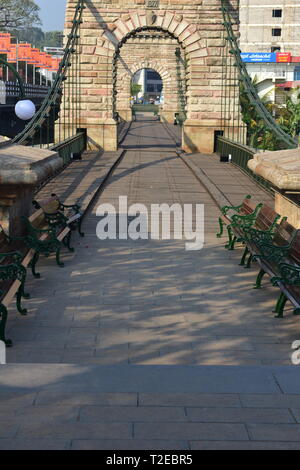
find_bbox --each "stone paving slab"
[2,116,300,450]
[0,364,300,449]
[36,148,124,214]
[0,364,283,393]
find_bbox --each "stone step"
[0,364,297,394]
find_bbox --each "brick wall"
[63,0,239,152]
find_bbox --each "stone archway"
[115,57,180,124]
[64,0,239,152]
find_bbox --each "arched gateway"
[64,0,237,153]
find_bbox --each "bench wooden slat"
[57,227,70,242]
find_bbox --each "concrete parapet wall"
[0,145,63,235]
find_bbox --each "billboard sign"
[277,52,292,63]
[241,52,277,63]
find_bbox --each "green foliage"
[132,104,159,113]
[11,27,63,49]
[44,31,63,48]
[12,27,44,48]
[240,77,300,150]
[131,83,142,97]
[0,0,41,30]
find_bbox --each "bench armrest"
[21,216,56,237]
[221,195,251,216]
[51,193,81,212]
[44,211,68,226]
[243,226,274,244]
[60,203,81,212]
[229,213,256,228]
[253,242,290,264]
[271,263,300,286]
[0,251,23,263]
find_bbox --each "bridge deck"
[2,116,300,450]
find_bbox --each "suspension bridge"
[0,0,300,451]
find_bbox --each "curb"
[178,153,232,209]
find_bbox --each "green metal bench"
[239,216,289,268]
[32,193,84,238]
[20,212,74,279]
[217,195,252,239]
[232,205,282,266]
[0,250,30,347]
[271,261,300,318]
[250,223,300,317]
[0,204,76,347]
[217,195,263,250]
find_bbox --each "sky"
[35,0,67,32]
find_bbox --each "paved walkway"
[1,116,300,449]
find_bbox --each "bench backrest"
[32,195,60,215]
[290,232,300,265]
[28,208,45,228]
[273,219,298,248]
[239,198,257,217]
[254,205,280,232]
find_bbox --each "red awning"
[276,81,300,88]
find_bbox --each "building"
[240,1,300,101]
[240,0,300,54]
[43,47,64,58]
[132,68,163,103]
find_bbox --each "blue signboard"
[241,52,277,63]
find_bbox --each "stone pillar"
[87,120,118,151]
[0,145,64,236]
[182,120,219,154]
[160,111,176,124]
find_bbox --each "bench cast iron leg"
[273,292,288,318]
[245,253,253,269]
[30,252,41,278]
[16,286,27,315]
[239,246,249,266]
[227,236,237,251]
[225,226,233,249]
[64,232,74,253]
[0,304,12,347]
[216,218,224,238]
[78,219,85,237]
[56,249,64,268]
[254,268,266,289]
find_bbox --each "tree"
[240,78,300,150]
[12,27,45,48]
[0,0,41,30]
[131,83,142,98]
[44,31,64,48]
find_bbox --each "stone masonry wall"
[64,0,239,153]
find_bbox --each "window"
[271,46,281,52]
[294,67,300,80]
[272,28,282,37]
[146,70,161,80]
[272,9,282,18]
[146,84,155,92]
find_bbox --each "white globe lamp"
[15,100,36,121]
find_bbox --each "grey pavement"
[1,115,300,450]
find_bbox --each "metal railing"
[0,0,86,170]
[216,136,273,193]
